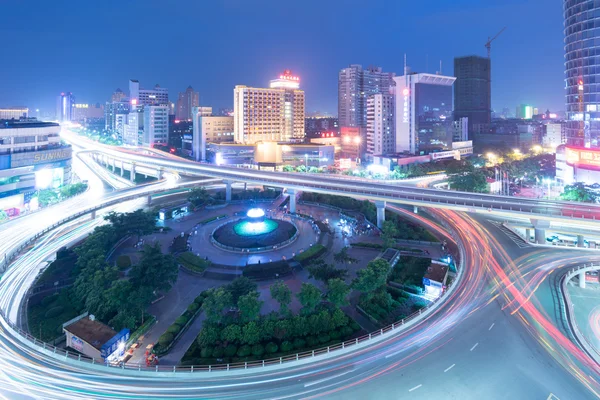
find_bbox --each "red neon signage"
[565,146,600,170]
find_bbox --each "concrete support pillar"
[225,180,232,202]
[580,271,586,288]
[288,189,297,214]
[111,158,116,171]
[157,167,164,180]
[525,229,531,243]
[413,206,418,214]
[147,195,152,206]
[375,201,386,229]
[130,163,136,183]
[120,161,124,177]
[577,235,585,248]
[91,210,96,220]
[534,228,546,244]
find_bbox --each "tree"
[446,161,488,193]
[188,187,211,208]
[307,259,347,283]
[352,259,390,300]
[297,283,322,314]
[104,210,156,241]
[237,291,263,323]
[226,277,257,306]
[327,278,350,308]
[380,220,399,249]
[270,281,292,315]
[221,324,242,343]
[241,321,261,345]
[37,189,59,207]
[202,287,233,324]
[130,242,178,293]
[283,165,295,172]
[295,165,307,173]
[561,182,598,203]
[333,247,358,265]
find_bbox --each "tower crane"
[485,27,506,58]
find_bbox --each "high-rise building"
[72,103,104,122]
[453,56,491,133]
[234,70,305,144]
[393,73,456,154]
[516,104,534,119]
[176,86,199,120]
[338,65,395,128]
[142,106,169,147]
[366,93,395,159]
[111,89,127,103]
[189,107,234,161]
[123,105,144,146]
[105,101,131,133]
[129,80,169,106]
[305,117,339,138]
[0,107,28,120]
[56,92,75,122]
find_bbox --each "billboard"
[565,146,600,170]
[11,147,72,169]
[100,328,130,359]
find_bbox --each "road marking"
[409,384,422,392]
[470,343,479,351]
[547,394,560,400]
[444,364,455,372]
[489,323,495,331]
[303,369,355,387]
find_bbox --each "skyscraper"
[56,92,75,122]
[129,80,169,106]
[176,86,199,120]
[338,65,395,128]
[453,56,491,132]
[393,73,456,154]
[564,0,600,147]
[366,93,395,159]
[234,70,305,144]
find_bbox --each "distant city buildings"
[338,65,395,128]
[176,86,199,120]
[111,89,127,103]
[128,80,168,106]
[72,103,104,122]
[305,117,339,138]
[0,107,28,120]
[233,70,305,144]
[188,106,234,161]
[453,56,491,133]
[56,92,75,122]
[516,104,534,119]
[366,93,395,159]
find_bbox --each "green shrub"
[177,252,211,273]
[265,342,278,354]
[41,294,58,306]
[294,245,326,265]
[280,341,294,352]
[212,347,224,358]
[318,334,331,344]
[200,347,213,358]
[175,316,189,326]
[158,333,174,347]
[44,306,64,318]
[237,344,252,357]
[386,286,409,300]
[251,343,265,357]
[187,303,199,313]
[341,326,354,337]
[350,321,361,331]
[224,344,238,357]
[293,337,306,349]
[306,336,318,347]
[242,261,292,280]
[167,324,181,334]
[116,255,131,270]
[330,330,342,340]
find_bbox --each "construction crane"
[485,27,506,58]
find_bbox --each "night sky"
[0,0,563,116]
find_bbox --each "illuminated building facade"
[0,119,72,214]
[188,108,234,161]
[0,107,28,120]
[393,73,456,155]
[129,80,169,106]
[142,106,169,147]
[234,71,305,144]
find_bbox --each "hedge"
[158,333,174,346]
[45,306,64,318]
[200,215,227,225]
[225,344,238,357]
[177,252,211,273]
[237,345,252,357]
[175,316,189,326]
[265,342,278,354]
[166,324,181,334]
[242,261,292,280]
[294,244,327,264]
[251,344,265,357]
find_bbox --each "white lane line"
[470,343,479,351]
[409,384,422,392]
[444,364,455,372]
[489,323,495,331]
[304,369,355,388]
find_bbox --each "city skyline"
[0,0,562,115]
